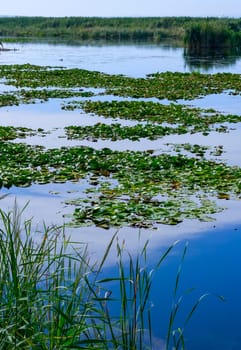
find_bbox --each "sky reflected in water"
[1,41,241,77]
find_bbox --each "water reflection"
[0,42,185,77]
[1,41,241,76]
[183,47,241,72]
[0,184,240,262]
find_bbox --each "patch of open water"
[1,41,241,76]
[184,92,241,115]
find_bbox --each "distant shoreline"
[0,17,240,50]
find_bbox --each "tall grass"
[0,203,98,349]
[0,203,208,349]
[184,21,241,54]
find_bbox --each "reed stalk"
[0,203,210,349]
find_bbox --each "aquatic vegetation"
[63,100,214,124]
[184,21,241,53]
[0,142,241,227]
[0,64,241,227]
[0,64,113,90]
[69,196,222,229]
[0,126,44,140]
[167,143,224,158]
[107,71,241,100]
[0,16,240,50]
[18,88,95,103]
[0,204,209,349]
[0,16,186,42]
[63,122,232,142]
[1,65,241,101]
[0,93,19,107]
[0,87,94,108]
[65,100,241,135]
[65,122,189,141]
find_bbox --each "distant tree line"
[0,16,240,51]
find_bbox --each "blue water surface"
[0,40,241,349]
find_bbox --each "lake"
[1,41,241,349]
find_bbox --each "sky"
[0,0,241,18]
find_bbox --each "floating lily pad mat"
[1,65,241,101]
[73,100,241,125]
[0,64,241,228]
[63,100,241,137]
[64,123,190,141]
[0,126,46,140]
[0,89,95,107]
[0,142,241,228]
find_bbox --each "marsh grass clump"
[0,203,96,349]
[184,21,241,54]
[0,202,211,349]
[0,203,157,349]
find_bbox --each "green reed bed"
[0,205,91,349]
[184,20,241,52]
[0,16,187,42]
[0,203,208,349]
[0,16,240,46]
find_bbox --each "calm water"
[1,41,241,349]
[1,41,241,76]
